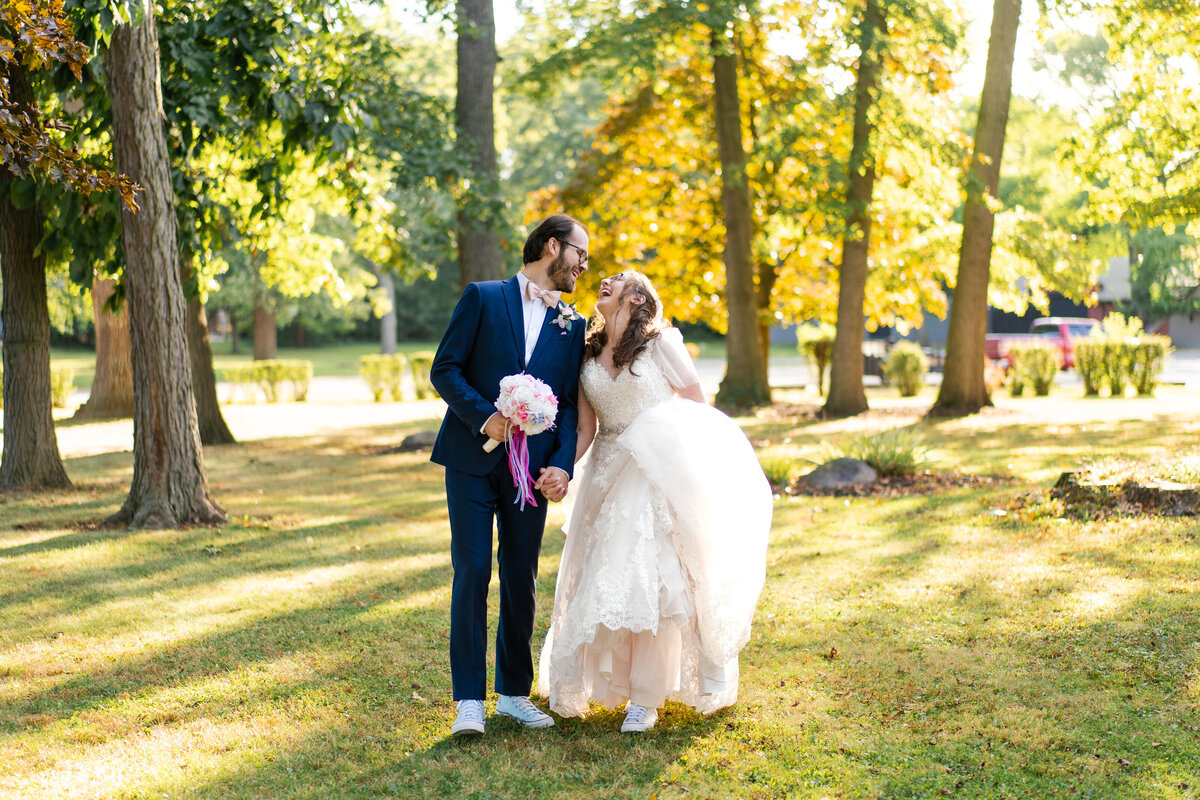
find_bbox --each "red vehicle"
[985,316,1100,370]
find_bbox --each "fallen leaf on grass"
[824,646,839,660]
[412,692,428,703]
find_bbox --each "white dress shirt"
[515,271,551,365]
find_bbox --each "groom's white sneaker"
[620,703,658,733]
[451,699,486,736]
[496,694,555,728]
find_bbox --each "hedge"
[223,360,312,403]
[359,354,408,402]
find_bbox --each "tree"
[822,0,884,418]
[104,0,224,526]
[524,0,962,409]
[72,278,134,419]
[455,0,504,286]
[931,0,1021,417]
[711,25,769,409]
[1,0,135,490]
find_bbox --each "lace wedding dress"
[537,328,772,716]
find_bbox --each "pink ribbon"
[507,429,538,510]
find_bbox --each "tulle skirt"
[537,398,772,716]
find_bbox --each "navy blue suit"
[430,275,585,700]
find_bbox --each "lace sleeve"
[653,327,702,395]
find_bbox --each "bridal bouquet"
[484,373,558,509]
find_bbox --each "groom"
[429,214,589,736]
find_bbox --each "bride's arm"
[655,328,707,404]
[574,389,597,462]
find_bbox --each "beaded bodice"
[581,343,675,437]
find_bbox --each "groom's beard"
[547,252,576,293]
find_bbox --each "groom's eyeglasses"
[558,239,589,265]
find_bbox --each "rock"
[399,431,438,452]
[800,457,878,489]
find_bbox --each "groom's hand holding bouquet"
[484,373,562,509]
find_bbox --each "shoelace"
[625,705,648,723]
[510,697,544,717]
[459,702,484,722]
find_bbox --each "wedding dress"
[538,328,772,716]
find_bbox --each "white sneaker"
[620,703,658,733]
[496,694,555,728]
[451,699,485,736]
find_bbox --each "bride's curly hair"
[584,270,668,371]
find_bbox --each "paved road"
[694,348,1200,394]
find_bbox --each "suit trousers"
[446,459,549,701]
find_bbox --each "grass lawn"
[2,387,1200,798]
[49,342,446,392]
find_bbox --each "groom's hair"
[523,214,584,264]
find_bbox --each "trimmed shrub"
[1008,341,1059,397]
[1101,340,1132,397]
[50,365,75,408]
[1074,340,1105,396]
[409,351,436,400]
[222,360,312,403]
[882,342,928,397]
[359,354,408,402]
[1130,336,1171,396]
[796,322,835,396]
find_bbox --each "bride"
[537,270,772,732]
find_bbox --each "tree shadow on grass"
[756,489,1200,797]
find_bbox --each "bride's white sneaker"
[451,699,486,736]
[620,703,658,733]
[496,694,555,728]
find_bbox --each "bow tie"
[525,281,561,308]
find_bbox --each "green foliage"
[882,342,929,397]
[1128,225,1200,320]
[1074,314,1171,397]
[757,453,799,490]
[359,354,408,402]
[796,323,836,397]
[824,427,930,478]
[1007,342,1059,397]
[408,351,436,400]
[1130,337,1172,396]
[1074,341,1105,396]
[50,364,74,408]
[222,360,312,403]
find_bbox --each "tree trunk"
[824,0,883,419]
[713,36,770,411]
[252,305,277,360]
[74,277,134,419]
[229,312,239,354]
[930,0,1020,417]
[378,271,397,355]
[182,258,235,445]
[293,319,306,348]
[105,2,224,527]
[455,0,503,288]
[0,58,71,490]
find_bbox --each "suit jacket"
[430,276,585,479]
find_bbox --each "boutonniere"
[551,303,580,331]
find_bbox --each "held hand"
[483,413,511,444]
[534,466,569,503]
